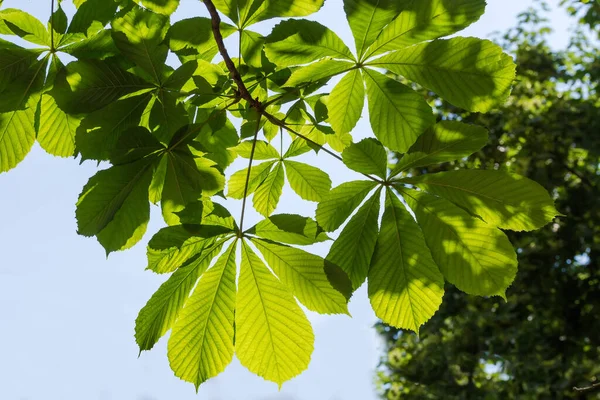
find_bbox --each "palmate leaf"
[247,214,330,245]
[364,0,486,58]
[326,188,381,290]
[136,240,226,351]
[284,59,354,87]
[400,187,517,298]
[391,120,488,175]
[371,37,517,112]
[342,138,387,178]
[368,190,444,332]
[168,240,237,389]
[316,180,378,232]
[400,170,560,231]
[363,68,435,153]
[252,238,349,314]
[235,140,280,160]
[227,160,275,199]
[0,8,50,46]
[328,68,364,135]
[237,242,314,387]
[168,17,237,62]
[265,19,354,68]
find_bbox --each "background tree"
[376,4,600,399]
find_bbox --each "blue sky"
[0,1,573,399]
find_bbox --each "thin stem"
[238,116,263,236]
[279,127,283,156]
[50,0,55,51]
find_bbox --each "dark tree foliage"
[376,5,600,400]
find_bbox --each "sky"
[0,1,574,400]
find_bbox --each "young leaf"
[391,120,488,175]
[371,37,517,113]
[253,162,285,217]
[247,214,330,245]
[400,187,517,298]
[135,240,225,351]
[328,69,365,135]
[343,0,401,59]
[368,190,444,332]
[252,238,349,314]
[363,68,435,153]
[283,160,332,202]
[237,242,314,387]
[227,161,276,199]
[168,240,237,389]
[265,19,354,67]
[342,138,387,178]
[365,0,486,58]
[316,180,378,232]
[326,189,381,289]
[400,170,559,231]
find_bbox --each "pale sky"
[0,1,572,399]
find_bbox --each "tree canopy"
[376,4,600,399]
[0,0,560,390]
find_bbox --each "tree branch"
[574,381,600,394]
[202,0,384,185]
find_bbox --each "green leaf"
[109,126,164,165]
[168,17,236,62]
[285,59,354,87]
[0,57,47,173]
[283,160,331,202]
[147,225,232,274]
[235,140,280,160]
[342,138,387,178]
[368,190,444,332]
[253,161,285,217]
[0,8,50,46]
[328,69,364,135]
[227,160,275,199]
[265,19,354,67]
[75,94,152,161]
[371,37,517,112]
[134,0,180,15]
[38,93,81,157]
[241,0,326,27]
[237,242,314,387]
[52,59,153,114]
[76,158,155,253]
[112,6,169,85]
[59,30,119,59]
[400,170,559,231]
[253,239,349,314]
[67,0,118,35]
[364,68,435,153]
[326,189,381,290]
[365,0,486,58]
[343,0,401,59]
[146,91,189,144]
[168,240,236,389]
[316,180,378,232]
[161,149,225,225]
[391,120,488,175]
[135,240,225,351]
[400,187,517,298]
[247,214,330,245]
[240,30,265,68]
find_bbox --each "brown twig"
[201,0,384,184]
[574,381,600,394]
